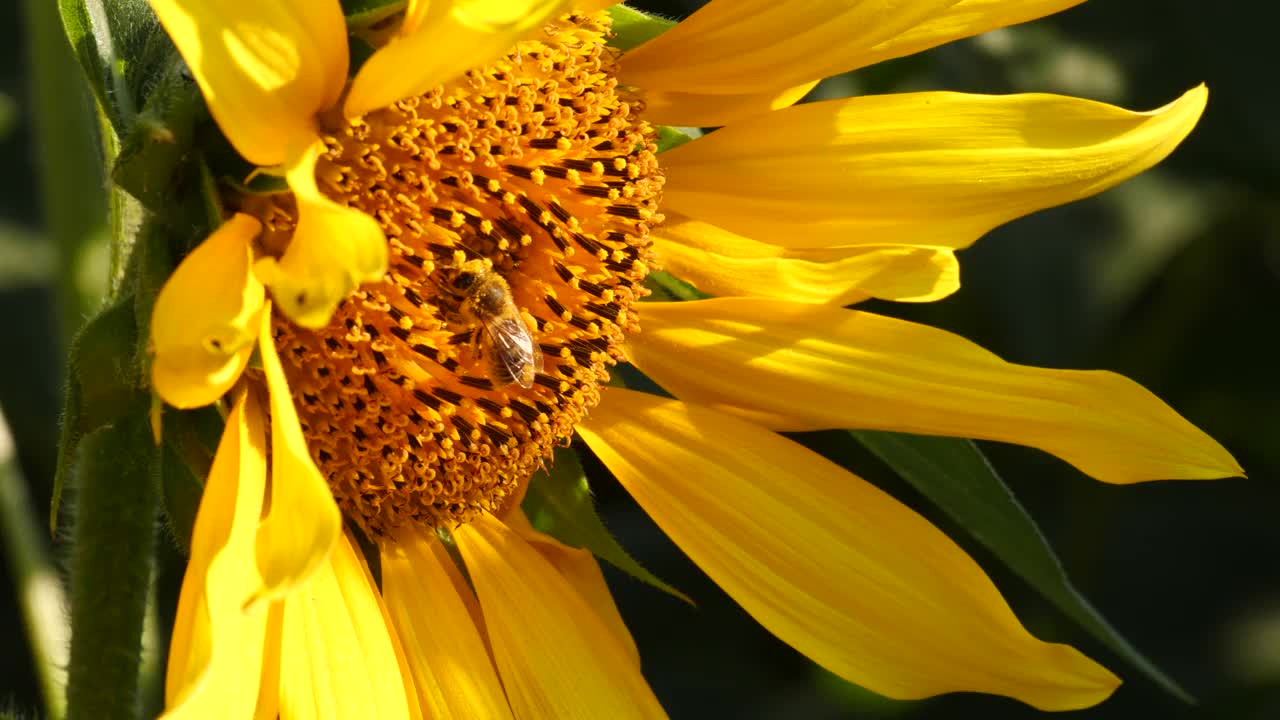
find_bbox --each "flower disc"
[245,12,662,534]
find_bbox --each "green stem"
[0,409,68,720]
[64,412,159,720]
[21,0,110,343]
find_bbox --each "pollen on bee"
[247,9,662,536]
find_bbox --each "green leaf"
[57,0,141,133]
[851,430,1194,703]
[524,447,691,604]
[607,4,675,52]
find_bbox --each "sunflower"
[148,1,1241,717]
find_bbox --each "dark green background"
[1,1,1276,718]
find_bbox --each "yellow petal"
[277,531,415,720]
[344,0,572,119]
[163,389,270,719]
[251,305,341,600]
[151,214,265,409]
[620,0,957,125]
[253,140,387,329]
[579,389,1119,710]
[252,603,285,720]
[454,514,667,719]
[622,0,1086,126]
[505,510,640,666]
[148,0,346,166]
[859,0,1087,70]
[661,86,1208,250]
[381,525,513,720]
[627,299,1242,483]
[654,213,959,304]
[621,0,958,94]
[639,82,817,129]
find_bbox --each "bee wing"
[483,316,542,388]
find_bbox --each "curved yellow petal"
[151,214,265,409]
[622,0,1086,126]
[277,531,414,720]
[654,213,959,304]
[148,0,346,166]
[579,389,1119,710]
[344,0,572,119]
[254,140,387,329]
[621,0,959,94]
[627,299,1242,483]
[859,0,1087,70]
[381,526,513,720]
[454,514,667,719]
[252,603,285,720]
[163,389,270,719]
[639,81,817,129]
[251,305,341,600]
[505,510,640,666]
[661,86,1208,250]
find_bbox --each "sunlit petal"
[505,510,640,666]
[654,213,959,304]
[580,389,1119,710]
[277,532,414,720]
[148,0,346,165]
[163,389,270,719]
[251,305,341,600]
[621,0,960,94]
[661,87,1208,249]
[253,140,387,329]
[455,514,666,719]
[151,214,265,409]
[345,0,572,119]
[627,299,1243,483]
[382,525,513,719]
[858,0,1087,70]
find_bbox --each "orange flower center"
[243,12,662,535]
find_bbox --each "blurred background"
[2,1,1277,718]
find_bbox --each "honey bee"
[445,259,543,389]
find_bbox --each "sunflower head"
[236,11,662,535]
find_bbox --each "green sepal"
[50,297,144,532]
[851,430,1194,703]
[524,446,692,604]
[348,35,378,77]
[643,270,705,302]
[111,56,207,216]
[342,0,406,27]
[655,125,696,153]
[606,4,675,52]
[158,405,223,551]
[220,167,291,198]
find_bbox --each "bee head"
[447,258,491,293]
[451,270,476,291]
